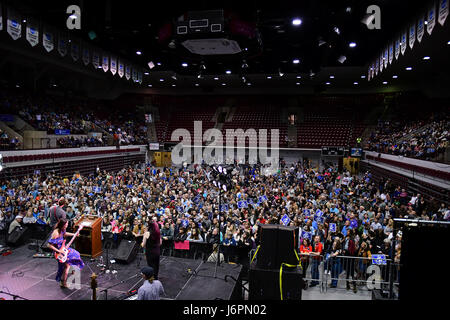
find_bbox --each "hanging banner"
[427,3,436,35]
[82,45,90,66]
[7,8,22,40]
[379,54,383,72]
[71,41,80,61]
[371,62,375,79]
[438,0,449,26]
[389,43,394,64]
[400,31,407,55]
[395,39,400,60]
[383,48,388,69]
[125,65,131,80]
[26,18,39,47]
[110,56,117,75]
[58,33,68,57]
[102,54,109,72]
[0,3,3,31]
[43,28,54,52]
[132,67,138,82]
[368,66,372,81]
[118,60,124,78]
[409,23,416,49]
[92,51,100,69]
[417,16,425,42]
[375,59,379,76]
[138,71,143,84]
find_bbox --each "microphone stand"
[99,273,141,300]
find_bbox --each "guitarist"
[47,219,85,288]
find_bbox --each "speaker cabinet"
[114,240,139,264]
[249,262,303,300]
[256,225,299,269]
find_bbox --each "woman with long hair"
[47,219,84,288]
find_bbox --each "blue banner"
[0,114,14,122]
[55,129,71,135]
[372,254,387,265]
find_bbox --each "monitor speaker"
[256,225,298,269]
[114,240,139,264]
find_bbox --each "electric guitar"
[55,225,84,263]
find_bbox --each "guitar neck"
[65,227,82,249]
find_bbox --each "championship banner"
[7,8,22,40]
[438,0,449,26]
[395,38,400,60]
[71,41,80,61]
[58,33,68,57]
[43,27,54,52]
[25,18,39,47]
[118,60,124,78]
[110,56,117,75]
[371,62,376,78]
[389,43,394,64]
[379,54,383,72]
[400,31,407,55]
[137,71,143,84]
[417,16,425,43]
[132,67,138,82]
[375,59,379,76]
[92,51,100,69]
[368,66,371,81]
[0,3,3,31]
[125,65,131,80]
[409,23,416,49]
[102,54,109,72]
[82,45,90,66]
[383,48,388,68]
[427,3,436,35]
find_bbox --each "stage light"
[247,83,252,86]
[329,75,335,79]
[405,67,412,71]
[337,55,347,63]
[318,39,327,47]
[241,60,249,69]
[279,70,284,77]
[333,27,340,35]
[423,56,430,60]
[159,78,164,82]
[267,76,272,79]
[221,83,226,86]
[195,83,199,87]
[157,62,162,66]
[292,18,302,26]
[148,84,152,87]
[296,76,301,79]
[361,75,366,79]
[182,62,188,67]
[197,73,203,79]
[214,77,219,80]
[171,74,177,80]
[354,82,358,85]
[293,59,300,64]
[392,75,398,79]
[172,84,176,87]
[136,51,142,55]
[346,7,352,13]
[448,40,450,45]
[349,42,357,48]
[326,82,331,85]
[296,82,300,85]
[383,81,388,85]
[144,72,149,75]
[226,70,232,74]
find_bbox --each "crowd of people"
[0,129,21,150]
[1,159,448,291]
[56,136,105,148]
[366,115,449,162]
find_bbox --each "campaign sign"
[315,209,323,217]
[220,204,229,212]
[303,209,311,217]
[93,186,102,193]
[329,223,337,233]
[281,214,291,226]
[238,201,245,209]
[301,231,312,241]
[7,189,15,197]
[315,216,325,225]
[176,206,183,213]
[181,220,189,228]
[372,254,387,265]
[55,129,71,135]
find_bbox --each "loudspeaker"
[7,226,31,246]
[115,240,139,264]
[256,225,298,269]
[249,262,303,300]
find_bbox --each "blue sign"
[220,204,229,212]
[281,214,291,226]
[181,220,189,228]
[0,114,14,122]
[176,206,183,213]
[7,190,15,197]
[55,129,71,135]
[372,254,387,265]
[93,186,102,193]
[315,209,323,217]
[315,216,325,225]
[329,223,337,233]
[301,231,312,241]
[303,209,311,217]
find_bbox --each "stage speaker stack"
[7,226,31,246]
[114,240,139,264]
[250,225,303,300]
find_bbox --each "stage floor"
[0,244,242,300]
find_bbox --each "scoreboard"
[321,146,345,156]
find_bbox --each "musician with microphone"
[47,219,85,288]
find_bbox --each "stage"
[0,243,243,300]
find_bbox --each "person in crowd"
[309,235,323,287]
[300,238,312,289]
[141,219,161,280]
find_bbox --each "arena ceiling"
[3,0,450,95]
